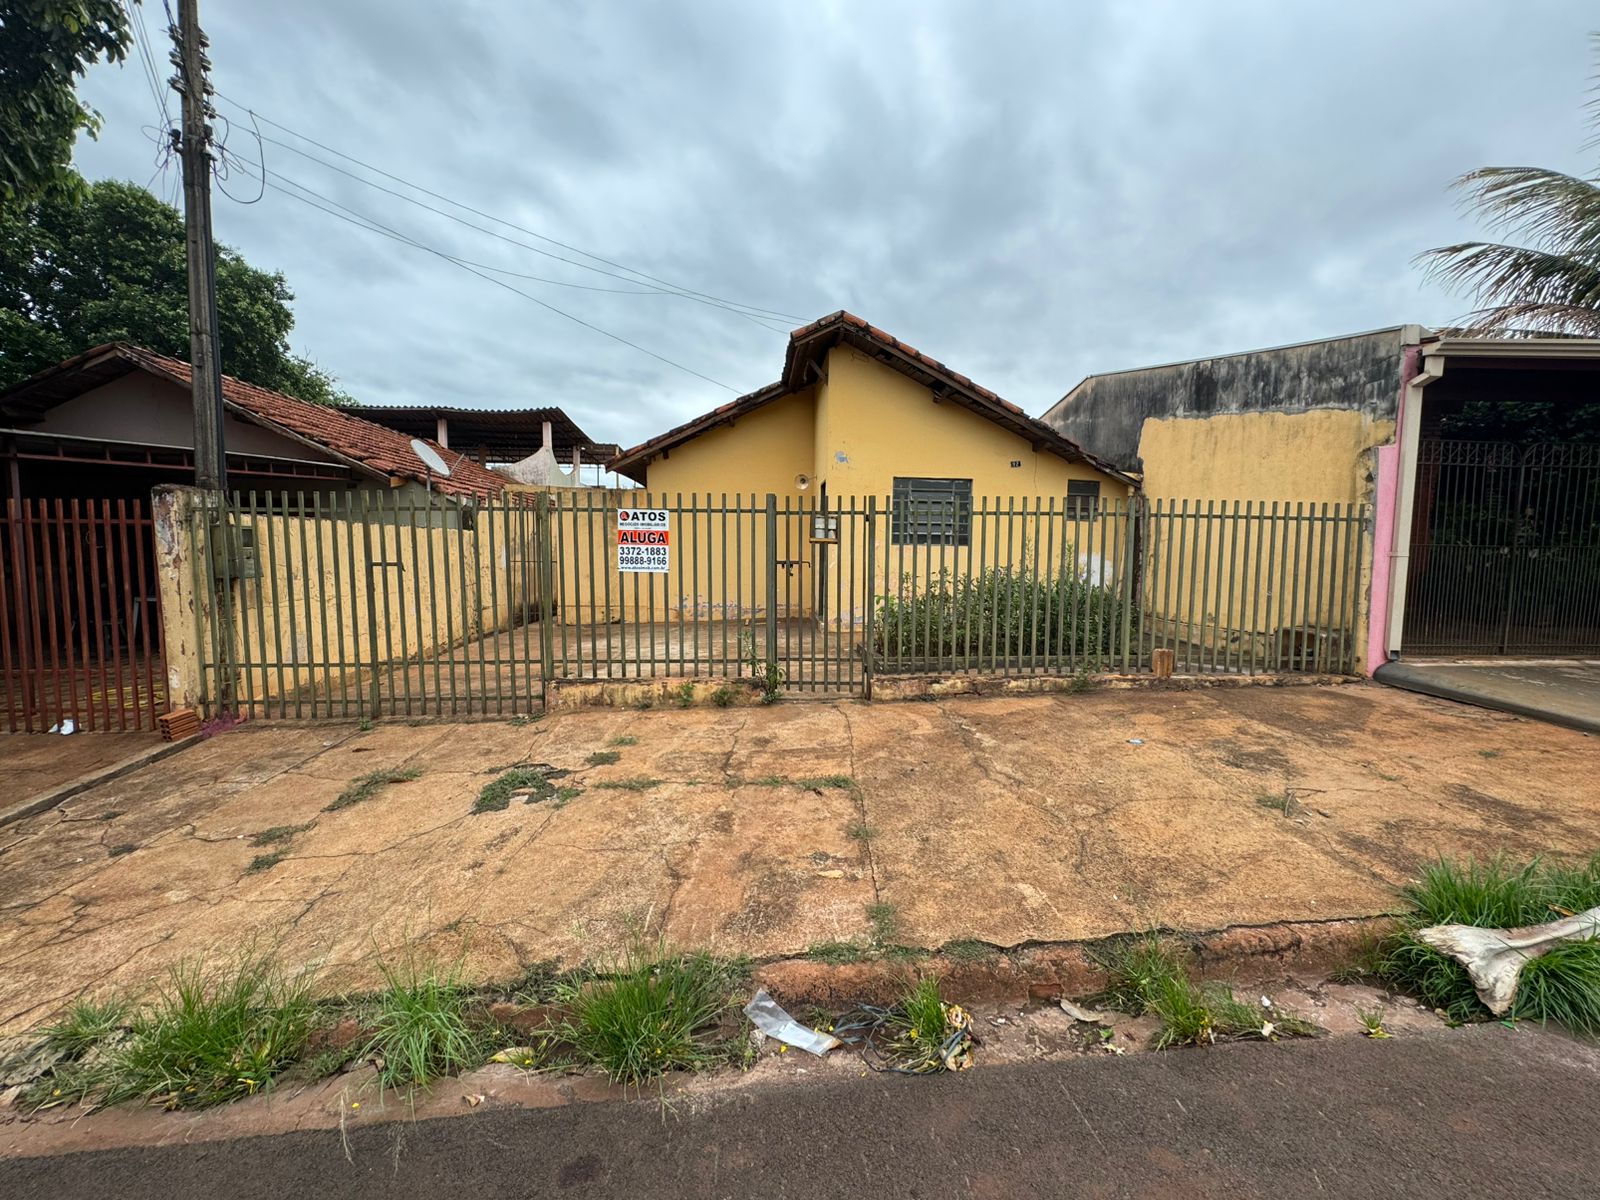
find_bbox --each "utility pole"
[171,0,226,492]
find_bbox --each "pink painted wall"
[1365,345,1421,674]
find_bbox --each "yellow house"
[611,310,1135,505]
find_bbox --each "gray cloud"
[73,1,1597,450]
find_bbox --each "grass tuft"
[845,821,875,841]
[1375,853,1600,1028]
[866,901,899,944]
[942,939,995,964]
[324,767,422,813]
[1098,935,1317,1048]
[107,843,137,857]
[246,849,287,873]
[607,736,638,747]
[250,822,314,848]
[474,767,554,813]
[799,775,854,790]
[805,940,866,965]
[593,777,663,792]
[94,954,315,1109]
[555,945,743,1085]
[41,996,130,1058]
[362,958,487,1089]
[587,750,622,766]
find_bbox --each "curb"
[0,736,201,829]
[752,916,1396,1008]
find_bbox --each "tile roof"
[609,311,1136,486]
[2,343,507,499]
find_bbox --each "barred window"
[891,477,972,546]
[1067,479,1101,517]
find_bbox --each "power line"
[211,91,807,326]
[120,0,172,132]
[213,145,672,294]
[243,128,789,333]
[226,158,743,394]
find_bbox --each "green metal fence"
[190,491,1369,718]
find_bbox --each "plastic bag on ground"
[744,989,841,1057]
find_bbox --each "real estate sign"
[616,508,670,573]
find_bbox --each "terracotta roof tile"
[610,312,1137,487]
[113,346,507,499]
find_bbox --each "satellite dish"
[795,473,811,491]
[410,438,452,478]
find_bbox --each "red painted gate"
[1,499,166,732]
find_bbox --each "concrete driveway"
[1,682,1595,1032]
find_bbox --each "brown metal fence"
[2,498,165,732]
[189,491,1368,719]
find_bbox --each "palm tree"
[1418,40,1600,337]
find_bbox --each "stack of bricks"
[158,708,202,742]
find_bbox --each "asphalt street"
[4,1024,1595,1199]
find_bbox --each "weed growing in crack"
[608,736,638,747]
[358,719,373,732]
[845,821,876,841]
[1478,749,1502,759]
[1063,667,1098,694]
[474,767,555,814]
[800,775,854,790]
[1356,1006,1391,1038]
[867,901,900,944]
[710,685,735,707]
[107,843,137,857]
[324,767,423,813]
[593,777,663,792]
[74,953,316,1109]
[805,940,867,965]
[942,939,995,964]
[555,944,744,1085]
[1097,935,1319,1048]
[675,682,696,707]
[41,996,130,1058]
[1254,791,1301,816]
[553,786,582,808]
[246,849,288,873]
[362,957,490,1090]
[586,750,622,766]
[250,822,315,848]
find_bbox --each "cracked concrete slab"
[0,683,1595,1033]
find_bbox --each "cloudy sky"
[74,1,1596,449]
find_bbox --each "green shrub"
[873,565,1125,664]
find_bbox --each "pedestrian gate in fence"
[187,491,1369,719]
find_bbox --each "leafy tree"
[0,176,350,404]
[0,0,131,206]
[1418,38,1600,336]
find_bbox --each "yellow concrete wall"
[1137,410,1393,504]
[641,388,816,499]
[814,347,1130,500]
[1134,410,1386,664]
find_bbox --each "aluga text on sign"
[616,508,670,573]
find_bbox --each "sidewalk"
[2,682,1596,1033]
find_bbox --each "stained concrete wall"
[1042,327,1413,475]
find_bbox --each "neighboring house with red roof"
[609,311,1137,512]
[0,342,508,507]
